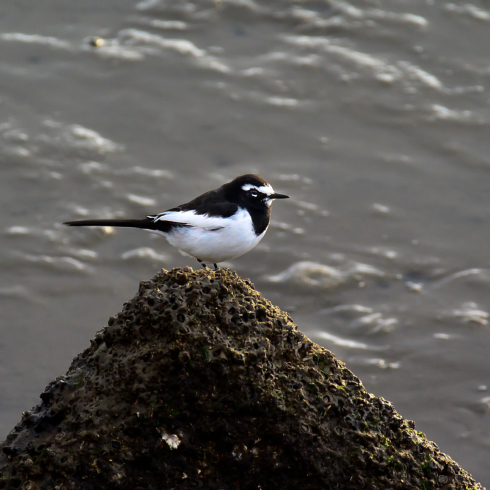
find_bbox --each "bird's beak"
[270,193,290,200]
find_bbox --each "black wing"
[163,188,239,218]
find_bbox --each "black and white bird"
[64,174,289,269]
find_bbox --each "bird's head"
[225,174,290,210]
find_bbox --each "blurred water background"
[0,0,489,483]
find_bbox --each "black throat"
[245,205,271,236]
[220,179,272,236]
[243,204,271,236]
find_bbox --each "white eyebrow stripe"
[241,184,274,195]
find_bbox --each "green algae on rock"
[0,267,485,490]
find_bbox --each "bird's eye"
[250,190,258,197]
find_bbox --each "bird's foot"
[196,258,208,269]
[196,258,219,271]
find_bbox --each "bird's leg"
[214,263,218,270]
[196,258,208,269]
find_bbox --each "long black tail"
[63,218,182,233]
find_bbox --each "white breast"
[154,208,267,263]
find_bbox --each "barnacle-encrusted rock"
[0,267,484,489]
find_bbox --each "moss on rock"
[0,267,485,489]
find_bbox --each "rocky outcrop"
[0,267,484,489]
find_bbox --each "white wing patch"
[152,209,230,229]
[150,208,266,263]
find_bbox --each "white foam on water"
[121,247,169,262]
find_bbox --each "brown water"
[1,0,489,484]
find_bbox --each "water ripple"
[0,33,72,50]
[447,302,489,326]
[434,268,489,288]
[427,104,486,125]
[119,29,206,57]
[114,29,232,73]
[445,3,490,22]
[265,260,383,289]
[127,194,157,207]
[317,331,388,350]
[364,358,400,369]
[321,304,399,334]
[282,34,443,90]
[121,247,169,262]
[350,312,399,334]
[21,254,89,272]
[40,121,123,155]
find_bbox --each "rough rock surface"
[0,267,484,490]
